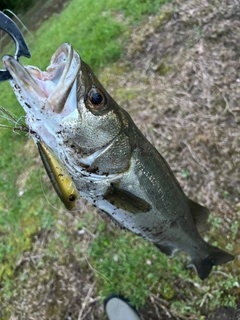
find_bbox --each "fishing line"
[41,173,116,290]
[83,254,116,291]
[81,222,118,293]
[1,106,137,298]
[0,23,2,55]
[2,9,42,69]
[39,172,61,212]
[3,9,34,42]
[0,106,29,134]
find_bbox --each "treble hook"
[0,11,31,81]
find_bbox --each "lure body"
[37,140,78,210]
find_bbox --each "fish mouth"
[2,43,80,115]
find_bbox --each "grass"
[88,223,239,317]
[18,0,171,71]
[88,227,188,308]
[0,0,172,315]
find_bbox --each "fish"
[2,42,234,280]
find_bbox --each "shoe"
[105,295,140,320]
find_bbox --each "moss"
[151,11,173,30]
[160,281,175,299]
[0,264,15,280]
[129,11,173,53]
[100,63,129,85]
[213,98,226,109]
[156,60,175,76]
[114,87,138,103]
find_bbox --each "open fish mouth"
[2,43,80,144]
[2,42,123,180]
[2,42,124,176]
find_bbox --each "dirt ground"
[2,0,240,319]
[116,1,240,317]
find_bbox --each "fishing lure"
[37,140,78,210]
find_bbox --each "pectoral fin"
[188,198,209,233]
[104,184,151,214]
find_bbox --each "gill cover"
[37,141,78,210]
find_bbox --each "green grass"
[88,228,188,307]
[19,0,170,71]
[89,224,239,316]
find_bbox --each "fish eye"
[90,92,103,104]
[87,88,106,112]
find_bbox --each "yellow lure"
[37,140,78,210]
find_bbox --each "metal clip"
[0,11,31,81]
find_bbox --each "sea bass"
[2,43,234,280]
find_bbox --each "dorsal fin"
[188,198,209,233]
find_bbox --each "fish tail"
[193,245,234,280]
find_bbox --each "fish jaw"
[2,43,80,152]
[2,42,124,156]
[2,42,130,183]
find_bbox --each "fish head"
[2,43,128,170]
[65,47,125,154]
